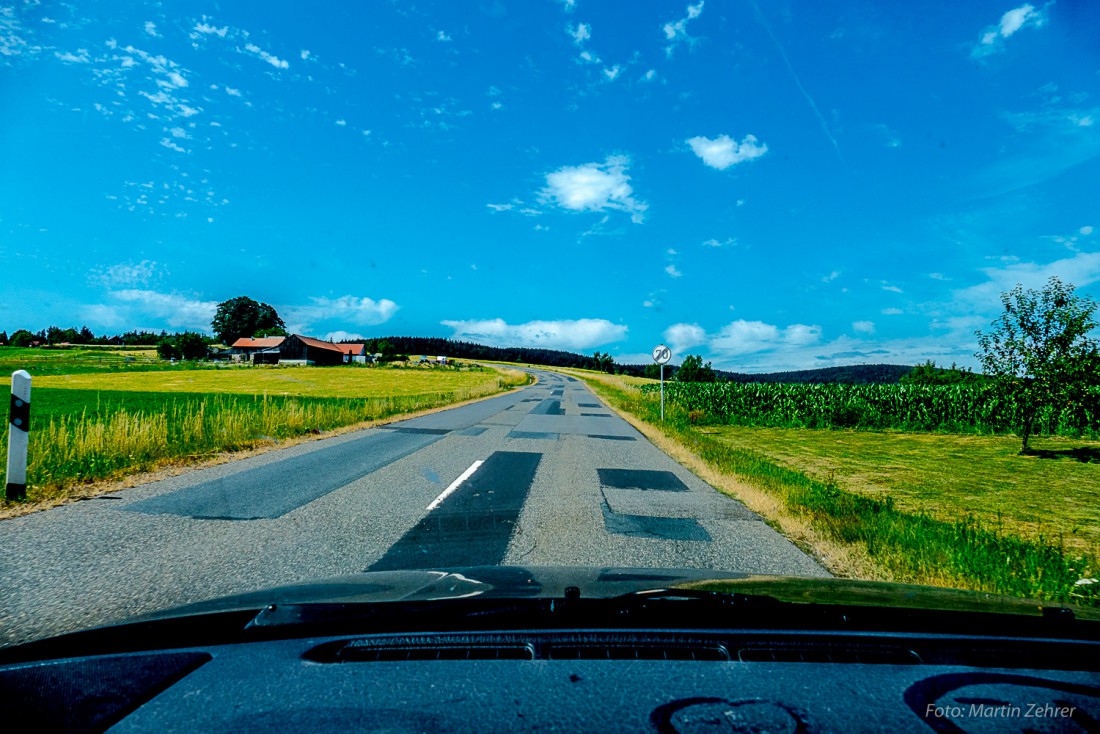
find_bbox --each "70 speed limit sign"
[652,344,672,364]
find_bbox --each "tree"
[592,351,615,374]
[10,329,35,347]
[675,354,717,383]
[253,326,288,338]
[211,296,286,346]
[0,331,7,346]
[156,338,180,360]
[900,360,983,386]
[175,332,209,360]
[975,276,1099,453]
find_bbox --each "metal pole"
[6,370,31,501]
[660,364,665,421]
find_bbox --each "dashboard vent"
[737,643,921,665]
[335,642,533,662]
[548,643,729,661]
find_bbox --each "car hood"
[136,566,1097,622]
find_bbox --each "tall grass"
[3,369,527,504]
[588,374,1098,606]
[641,381,1100,436]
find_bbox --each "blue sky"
[1,1,1097,371]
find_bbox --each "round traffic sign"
[652,344,672,364]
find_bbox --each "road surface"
[0,369,826,646]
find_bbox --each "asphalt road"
[0,369,826,646]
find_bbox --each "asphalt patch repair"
[368,451,542,570]
[596,469,689,492]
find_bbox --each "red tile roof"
[335,343,365,355]
[231,337,286,349]
[294,335,346,353]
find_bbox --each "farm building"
[250,334,346,366]
[228,336,285,361]
[336,343,368,363]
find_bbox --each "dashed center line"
[426,460,484,511]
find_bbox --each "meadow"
[555,368,1099,606]
[0,349,528,510]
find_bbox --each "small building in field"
[336,343,367,363]
[264,334,345,366]
[229,336,285,361]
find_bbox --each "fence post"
[6,370,31,501]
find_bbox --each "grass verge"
[550,367,1099,607]
[1,365,529,514]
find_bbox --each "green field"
[0,351,528,510]
[699,426,1100,553]
[0,346,166,375]
[556,369,1099,606]
[34,362,504,398]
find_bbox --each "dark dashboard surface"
[4,628,1099,733]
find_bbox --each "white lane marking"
[427,460,484,511]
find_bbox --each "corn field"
[639,382,1100,436]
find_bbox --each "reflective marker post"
[6,370,31,501]
[651,344,672,422]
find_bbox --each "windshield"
[1,1,1098,647]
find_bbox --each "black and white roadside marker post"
[6,370,30,501]
[652,344,672,421]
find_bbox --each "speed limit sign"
[652,344,672,364]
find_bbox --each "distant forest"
[359,336,916,385]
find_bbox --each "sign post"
[651,344,672,421]
[6,370,31,501]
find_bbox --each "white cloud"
[243,42,289,69]
[541,155,648,223]
[558,0,577,11]
[665,264,682,278]
[687,134,768,170]
[578,49,601,65]
[603,65,621,81]
[1081,225,1094,235]
[881,308,904,315]
[191,21,228,39]
[664,323,706,353]
[335,119,347,126]
[436,30,452,42]
[300,49,311,60]
[441,317,628,350]
[822,270,841,283]
[954,251,1100,311]
[159,137,187,153]
[852,320,876,334]
[881,284,903,293]
[92,260,159,288]
[709,320,823,356]
[662,1,705,56]
[285,295,399,331]
[144,21,160,38]
[641,69,657,82]
[324,330,365,342]
[972,4,1048,58]
[55,49,92,64]
[107,289,219,331]
[702,237,737,248]
[569,23,590,44]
